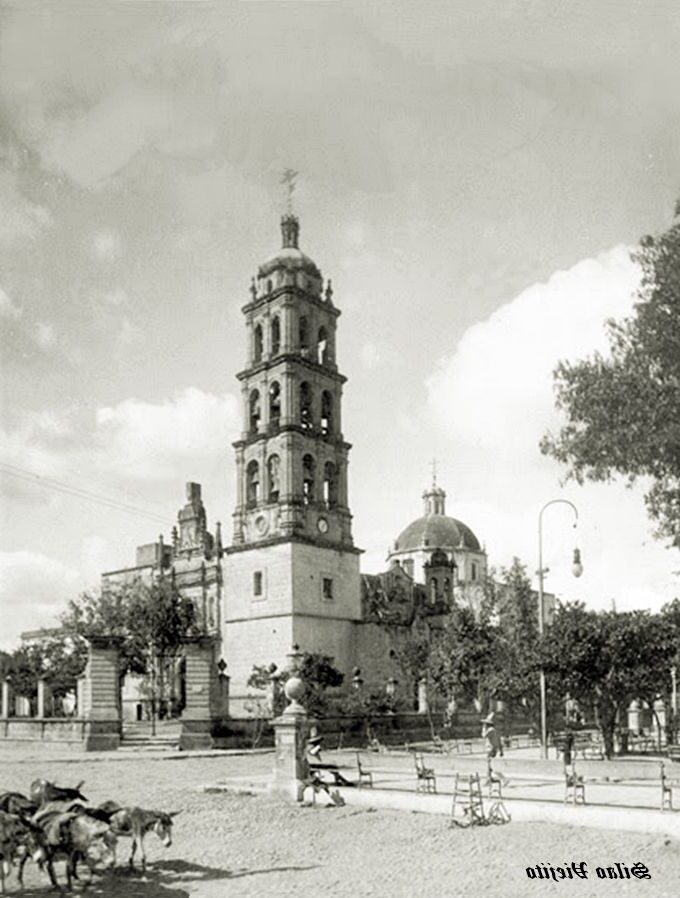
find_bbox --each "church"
[102,213,489,718]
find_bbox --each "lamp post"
[538,499,583,760]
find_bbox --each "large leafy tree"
[428,607,498,711]
[62,578,195,725]
[488,559,542,721]
[541,603,676,757]
[5,638,87,707]
[541,209,680,545]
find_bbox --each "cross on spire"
[280,168,299,215]
[430,458,439,488]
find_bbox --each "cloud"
[95,387,240,480]
[35,321,57,350]
[425,246,679,611]
[0,550,80,649]
[0,172,52,247]
[2,387,240,487]
[0,286,22,319]
[427,245,641,453]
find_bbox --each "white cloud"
[426,246,679,612]
[94,387,240,481]
[0,550,80,649]
[427,245,641,453]
[0,286,22,319]
[91,229,122,261]
[360,341,383,370]
[0,172,52,247]
[35,321,57,350]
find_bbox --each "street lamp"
[538,499,583,760]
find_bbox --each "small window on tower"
[254,324,263,363]
[471,562,478,582]
[322,578,334,600]
[271,316,281,356]
[253,571,263,597]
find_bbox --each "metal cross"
[430,458,439,487]
[280,168,299,214]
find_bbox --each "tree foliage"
[62,579,195,678]
[541,210,680,545]
[247,652,344,719]
[541,603,679,757]
[7,638,87,702]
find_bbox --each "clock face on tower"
[317,517,329,534]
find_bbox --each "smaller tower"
[423,548,456,606]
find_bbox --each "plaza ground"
[1,748,679,897]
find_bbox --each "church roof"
[257,246,321,279]
[394,514,481,553]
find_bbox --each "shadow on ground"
[16,859,319,895]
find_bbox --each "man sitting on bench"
[306,736,355,787]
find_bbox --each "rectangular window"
[471,562,478,582]
[253,571,263,597]
[322,577,334,601]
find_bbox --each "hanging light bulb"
[571,547,584,578]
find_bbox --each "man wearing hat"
[482,712,509,790]
[305,735,353,788]
[481,712,503,759]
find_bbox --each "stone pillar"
[179,636,221,750]
[82,636,122,751]
[1,678,10,718]
[417,680,428,715]
[37,679,47,718]
[76,676,88,718]
[270,649,308,801]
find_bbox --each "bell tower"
[230,213,354,549]
[224,212,362,715]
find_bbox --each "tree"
[62,578,195,729]
[541,209,680,546]
[246,652,344,720]
[5,638,87,710]
[428,607,498,712]
[541,603,675,757]
[489,559,542,722]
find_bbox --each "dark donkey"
[99,801,179,871]
[30,779,87,807]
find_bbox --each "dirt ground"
[1,752,679,898]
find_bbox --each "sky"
[1,0,680,649]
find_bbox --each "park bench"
[308,761,355,789]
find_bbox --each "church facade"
[102,214,489,718]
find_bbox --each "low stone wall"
[0,718,88,749]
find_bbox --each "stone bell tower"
[223,213,362,715]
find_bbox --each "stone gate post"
[1,678,10,719]
[82,636,122,751]
[270,647,308,801]
[179,636,222,750]
[37,679,47,719]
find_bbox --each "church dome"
[258,246,321,278]
[395,514,481,553]
[392,482,482,554]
